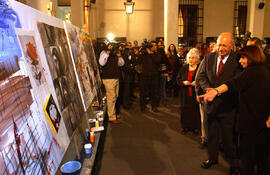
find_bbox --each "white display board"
[65,23,99,111]
[0,0,94,174]
[0,1,102,174]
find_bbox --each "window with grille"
[233,0,248,38]
[178,0,204,47]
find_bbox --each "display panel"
[0,28,65,175]
[37,22,84,138]
[66,23,102,111]
[0,44,62,175]
[1,0,103,174]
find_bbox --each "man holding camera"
[99,44,124,123]
[138,41,161,112]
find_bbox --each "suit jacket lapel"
[213,52,218,77]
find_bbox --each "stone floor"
[99,95,229,175]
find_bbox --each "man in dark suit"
[196,32,241,175]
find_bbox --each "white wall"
[71,0,84,28]
[90,0,164,43]
[203,0,234,41]
[263,1,270,38]
[27,0,57,16]
[26,0,270,42]
[27,0,50,14]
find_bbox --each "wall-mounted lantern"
[124,0,135,14]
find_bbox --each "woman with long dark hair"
[167,44,180,97]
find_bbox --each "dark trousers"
[207,115,238,166]
[180,96,201,130]
[140,74,159,110]
[130,72,136,96]
[239,130,270,175]
[122,77,131,108]
[115,79,123,115]
[160,75,167,106]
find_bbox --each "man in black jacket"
[196,32,241,175]
[138,42,161,112]
[121,47,136,109]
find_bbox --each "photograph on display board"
[37,22,83,138]
[87,35,104,103]
[44,94,61,133]
[0,1,55,174]
[17,34,46,86]
[84,33,102,88]
[66,25,98,110]
[67,25,103,106]
[61,103,80,137]
[0,0,67,172]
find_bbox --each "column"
[71,0,84,28]
[88,4,98,39]
[164,0,178,48]
[52,0,58,17]
[247,0,265,38]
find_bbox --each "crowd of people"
[97,32,270,175]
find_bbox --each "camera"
[103,41,121,56]
[235,31,252,48]
[140,39,152,54]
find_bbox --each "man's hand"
[116,52,121,57]
[106,50,111,55]
[266,116,270,128]
[183,81,191,86]
[163,73,168,77]
[205,88,213,93]
[146,48,152,54]
[191,81,196,86]
[199,89,218,103]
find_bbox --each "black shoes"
[229,167,240,175]
[192,129,199,135]
[152,108,159,113]
[201,159,218,169]
[199,141,208,149]
[219,143,224,152]
[201,160,240,174]
[181,128,189,134]
[140,106,146,112]
[130,95,137,99]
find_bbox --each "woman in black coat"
[177,48,201,134]
[200,45,270,175]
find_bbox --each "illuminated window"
[178,0,204,47]
[233,0,248,38]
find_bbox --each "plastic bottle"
[95,120,99,127]
[90,132,95,143]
